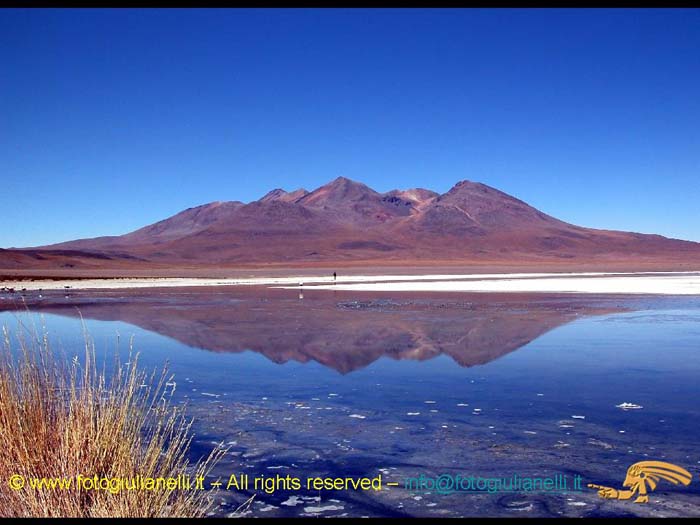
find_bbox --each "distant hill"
[2,176,699,272]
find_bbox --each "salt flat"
[283,273,700,295]
[1,271,700,294]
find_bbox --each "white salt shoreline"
[1,271,700,295]
[279,273,700,295]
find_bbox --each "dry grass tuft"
[0,319,225,517]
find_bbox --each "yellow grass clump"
[0,321,225,517]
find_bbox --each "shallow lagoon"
[1,289,699,517]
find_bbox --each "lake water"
[1,288,699,517]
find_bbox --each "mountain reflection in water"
[3,288,619,373]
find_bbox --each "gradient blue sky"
[2,8,699,247]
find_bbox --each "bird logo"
[588,461,692,504]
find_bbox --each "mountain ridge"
[2,177,699,271]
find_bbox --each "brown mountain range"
[2,177,699,272]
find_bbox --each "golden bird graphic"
[588,461,693,504]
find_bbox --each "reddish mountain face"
[294,176,416,225]
[404,180,570,240]
[259,188,309,203]
[383,188,438,211]
[432,181,561,229]
[3,177,700,269]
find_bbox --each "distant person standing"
[333,272,337,283]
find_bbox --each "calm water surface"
[1,289,699,517]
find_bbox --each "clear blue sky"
[2,8,699,247]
